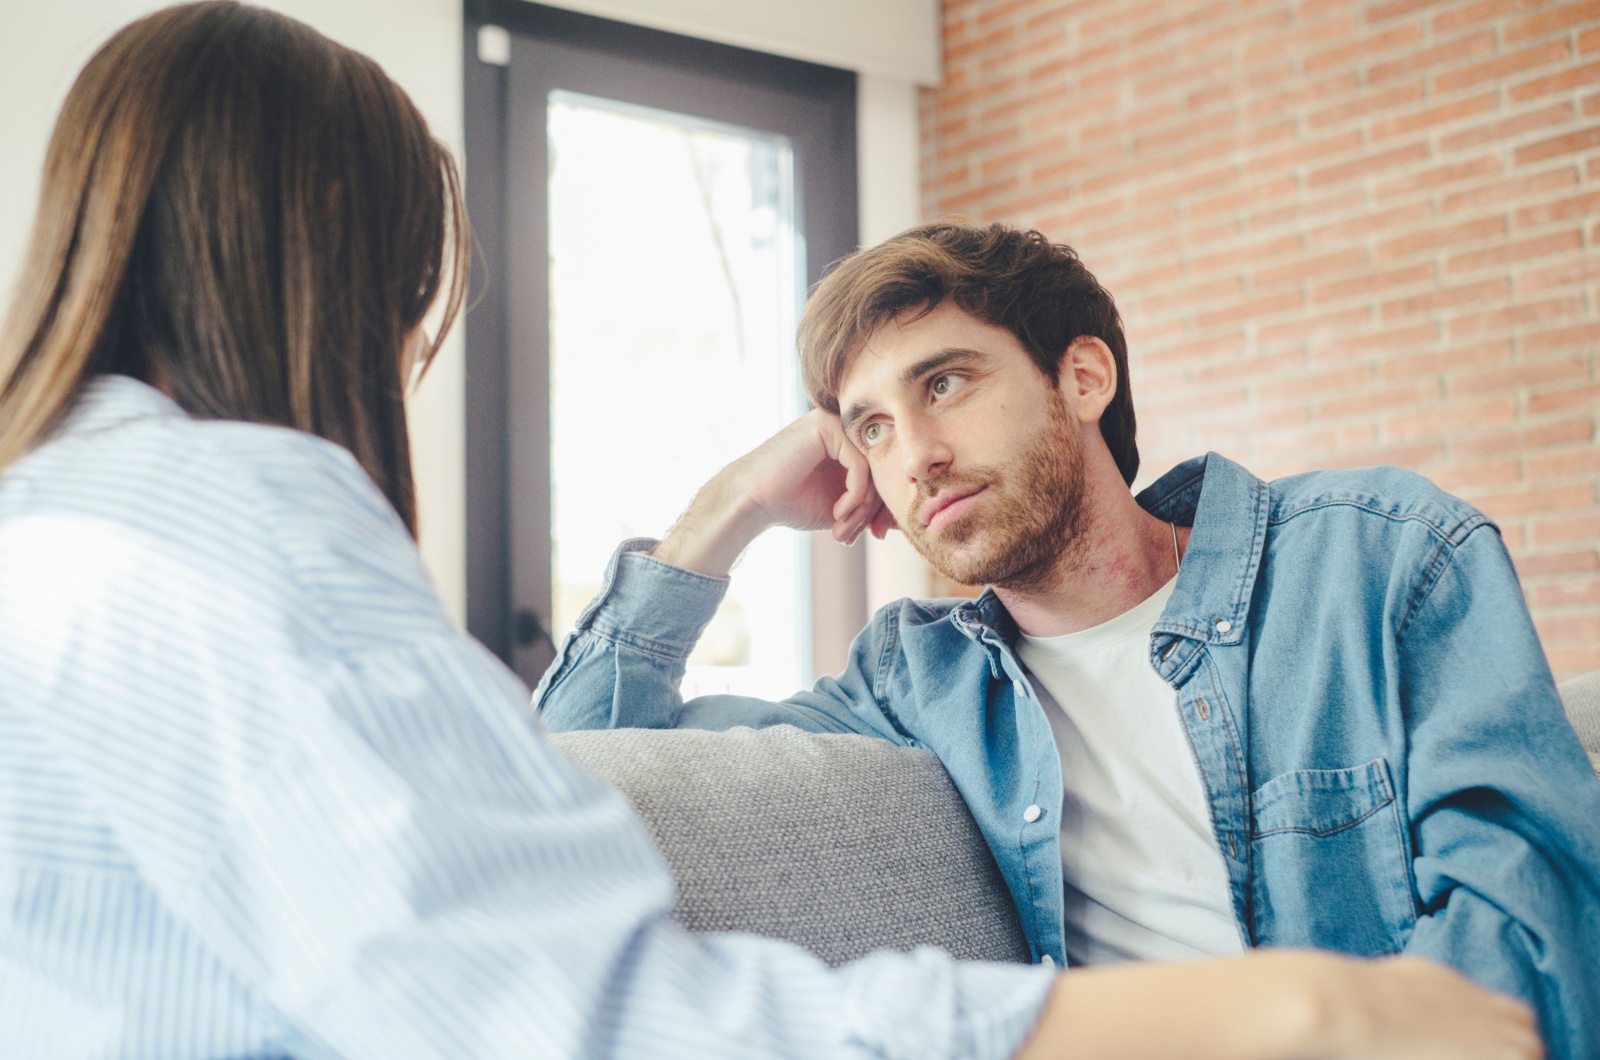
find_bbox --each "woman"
[0,3,1542,1058]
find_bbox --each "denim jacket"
[538,453,1600,1059]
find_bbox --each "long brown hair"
[0,1,468,534]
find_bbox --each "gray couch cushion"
[1558,670,1600,776]
[547,725,1031,967]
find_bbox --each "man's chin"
[910,529,1008,589]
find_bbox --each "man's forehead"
[838,305,1004,398]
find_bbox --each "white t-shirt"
[1014,576,1245,965]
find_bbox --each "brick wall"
[923,0,1600,680]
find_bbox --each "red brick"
[1533,576,1600,608]
[1366,0,1444,23]
[1381,277,1513,319]
[1308,81,1428,130]
[1314,262,1436,305]
[1515,545,1600,571]
[1448,296,1589,337]
[1380,337,1513,380]
[1319,321,1440,361]
[1430,458,1525,492]
[1320,381,1443,418]
[1582,25,1600,52]
[1248,187,1369,233]
[1505,2,1600,44]
[1532,513,1600,545]
[1528,381,1600,412]
[1440,166,1578,212]
[1253,247,1372,288]
[1266,421,1380,452]
[1247,307,1371,352]
[1455,417,1595,458]
[1191,233,1306,274]
[1309,142,1432,188]
[1375,215,1508,260]
[1193,289,1307,331]
[945,25,1016,64]
[1510,59,1600,102]
[1527,446,1600,480]
[1546,645,1600,680]
[1449,355,1593,396]
[1475,483,1597,522]
[1439,103,1576,154]
[1370,92,1500,141]
[1258,364,1373,402]
[1436,39,1574,95]
[1515,125,1600,166]
[1446,230,1586,272]
[1386,395,1518,440]
[1309,202,1433,243]
[1375,154,1503,198]
[1321,440,1446,469]
[1432,0,1545,33]
[1306,25,1425,76]
[1369,31,1497,84]
[1523,323,1600,355]
[1245,130,1365,177]
[1190,176,1301,222]
[1515,190,1600,227]
[1520,255,1600,292]
[1535,613,1600,641]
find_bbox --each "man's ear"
[1062,336,1117,425]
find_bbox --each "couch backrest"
[1558,670,1600,776]
[547,726,1032,967]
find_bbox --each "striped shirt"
[0,375,1053,1059]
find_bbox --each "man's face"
[836,302,1088,591]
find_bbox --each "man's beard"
[903,389,1087,594]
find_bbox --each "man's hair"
[0,0,468,535]
[797,222,1139,485]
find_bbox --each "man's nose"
[898,414,953,484]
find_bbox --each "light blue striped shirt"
[0,375,1055,1059]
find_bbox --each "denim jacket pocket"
[1249,758,1417,956]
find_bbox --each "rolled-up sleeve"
[537,539,913,741]
[1398,525,1600,1060]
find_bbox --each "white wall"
[1,1,932,622]
[0,0,468,619]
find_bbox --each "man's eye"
[931,374,959,398]
[861,422,883,446]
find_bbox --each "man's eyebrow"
[840,348,987,435]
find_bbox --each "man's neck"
[994,476,1188,639]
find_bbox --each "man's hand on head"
[650,410,895,579]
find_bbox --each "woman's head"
[0,0,467,534]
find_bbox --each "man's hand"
[651,411,894,577]
[1017,950,1540,1060]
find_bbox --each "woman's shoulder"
[1,377,442,642]
[9,376,394,535]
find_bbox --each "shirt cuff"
[841,948,1057,1060]
[573,538,731,659]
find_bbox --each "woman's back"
[0,374,672,1057]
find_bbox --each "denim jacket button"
[1214,618,1233,634]
[1023,804,1042,823]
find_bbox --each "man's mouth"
[921,485,986,533]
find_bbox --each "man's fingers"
[869,502,897,539]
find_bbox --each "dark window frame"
[463,0,863,685]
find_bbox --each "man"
[538,222,1599,1058]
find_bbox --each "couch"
[547,670,1600,963]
